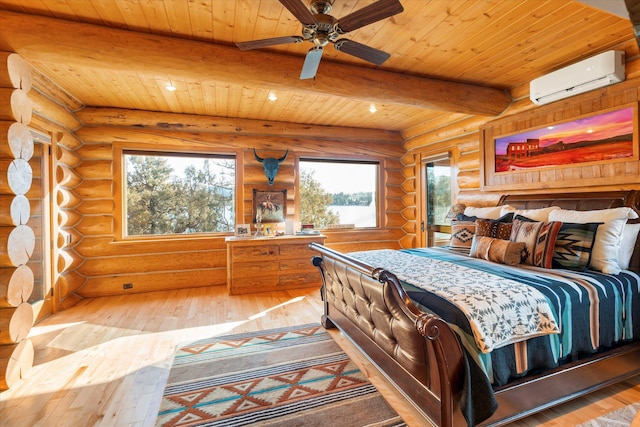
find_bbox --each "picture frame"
[253,189,286,223]
[234,223,251,238]
[480,102,639,191]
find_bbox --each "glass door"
[27,133,53,322]
[424,156,452,247]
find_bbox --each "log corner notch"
[0,50,35,391]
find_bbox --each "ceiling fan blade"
[279,0,318,27]
[335,0,404,34]
[300,47,323,79]
[334,39,390,65]
[236,35,303,50]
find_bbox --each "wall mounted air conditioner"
[529,50,625,105]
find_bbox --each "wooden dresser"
[225,234,326,295]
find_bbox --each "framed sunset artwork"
[493,106,635,173]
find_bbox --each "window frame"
[297,155,383,231]
[113,142,242,241]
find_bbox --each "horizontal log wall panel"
[74,199,113,215]
[72,180,112,200]
[75,126,405,159]
[78,249,226,277]
[55,166,81,188]
[73,160,112,179]
[28,65,82,113]
[77,269,226,298]
[28,89,81,130]
[73,215,113,236]
[72,235,226,258]
[77,107,403,144]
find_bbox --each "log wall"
[0,51,34,391]
[71,111,405,298]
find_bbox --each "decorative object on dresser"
[226,234,326,295]
[233,223,250,238]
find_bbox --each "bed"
[309,190,640,427]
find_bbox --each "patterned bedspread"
[349,249,560,353]
[348,247,640,425]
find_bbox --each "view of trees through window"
[299,160,378,228]
[125,152,235,236]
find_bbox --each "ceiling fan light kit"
[236,0,404,79]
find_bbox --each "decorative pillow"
[476,218,513,240]
[470,235,525,266]
[548,207,639,274]
[457,212,514,223]
[450,221,476,249]
[464,205,504,220]
[509,217,539,263]
[618,220,640,270]
[517,206,560,222]
[552,222,601,271]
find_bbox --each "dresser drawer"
[279,272,321,288]
[232,260,278,278]
[230,275,280,294]
[232,245,279,260]
[280,258,314,271]
[279,243,316,258]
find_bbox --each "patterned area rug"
[156,323,406,426]
[577,402,640,427]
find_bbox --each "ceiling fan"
[236,0,404,79]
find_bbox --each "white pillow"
[548,207,639,274]
[618,221,640,270]
[464,205,503,220]
[506,206,560,222]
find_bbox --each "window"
[124,151,235,236]
[299,159,378,228]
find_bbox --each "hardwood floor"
[0,285,638,427]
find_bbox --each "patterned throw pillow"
[450,221,476,249]
[552,222,601,271]
[470,235,525,266]
[476,218,513,240]
[510,218,562,268]
[510,218,543,265]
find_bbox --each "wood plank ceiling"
[0,0,636,135]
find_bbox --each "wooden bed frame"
[310,190,640,427]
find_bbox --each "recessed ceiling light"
[165,84,176,91]
[369,104,377,113]
[268,92,278,101]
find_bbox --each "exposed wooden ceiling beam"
[0,10,512,117]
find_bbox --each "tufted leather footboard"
[310,243,467,427]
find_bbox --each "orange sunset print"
[494,107,634,172]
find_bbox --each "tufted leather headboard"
[498,190,640,273]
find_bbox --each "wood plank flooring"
[0,285,638,426]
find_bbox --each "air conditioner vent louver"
[530,50,625,105]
